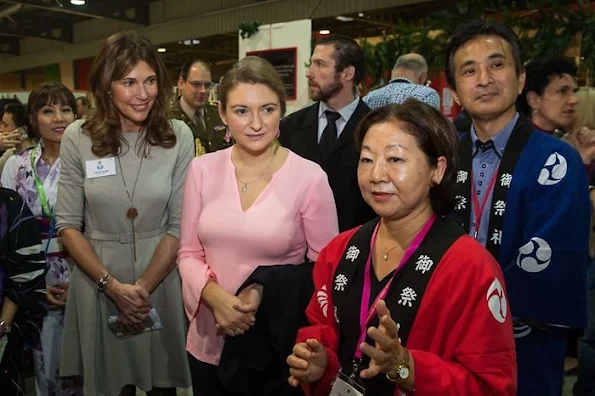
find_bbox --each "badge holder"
[330,359,366,396]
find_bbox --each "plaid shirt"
[363,78,441,110]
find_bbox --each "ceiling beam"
[0,0,149,24]
[0,36,18,55]
[0,25,73,42]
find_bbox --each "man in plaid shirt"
[364,53,441,110]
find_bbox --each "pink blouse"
[177,147,339,365]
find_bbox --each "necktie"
[194,110,206,131]
[320,110,341,159]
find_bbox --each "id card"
[330,370,366,396]
[85,157,116,179]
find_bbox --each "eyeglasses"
[186,80,214,90]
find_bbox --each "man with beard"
[279,35,374,231]
[172,59,231,155]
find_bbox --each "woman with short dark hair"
[287,99,516,396]
[56,31,193,396]
[0,83,81,395]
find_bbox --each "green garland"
[361,0,595,85]
[239,21,263,40]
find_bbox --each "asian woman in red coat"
[287,100,517,396]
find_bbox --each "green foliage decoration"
[361,0,595,85]
[239,21,263,40]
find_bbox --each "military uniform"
[171,99,232,156]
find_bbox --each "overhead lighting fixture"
[336,16,354,22]
[178,39,200,46]
[319,29,331,35]
[157,48,167,53]
[70,0,86,5]
[358,12,364,17]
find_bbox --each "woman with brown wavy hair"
[55,31,193,396]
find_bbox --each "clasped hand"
[106,279,150,330]
[287,300,406,386]
[213,284,262,337]
[47,283,68,310]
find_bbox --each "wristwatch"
[96,273,113,292]
[0,320,12,335]
[386,348,412,384]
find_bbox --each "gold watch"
[386,348,412,384]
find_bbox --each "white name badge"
[330,371,366,396]
[86,158,116,179]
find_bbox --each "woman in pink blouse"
[177,56,339,395]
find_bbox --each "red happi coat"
[296,224,517,396]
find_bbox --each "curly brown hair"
[84,31,175,157]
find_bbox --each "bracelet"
[0,320,12,334]
[96,273,113,293]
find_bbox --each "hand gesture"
[571,127,595,164]
[0,131,22,150]
[359,300,405,380]
[234,284,263,323]
[47,285,67,310]
[105,280,151,325]
[287,339,329,387]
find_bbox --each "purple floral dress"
[8,142,83,395]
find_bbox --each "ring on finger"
[136,313,144,320]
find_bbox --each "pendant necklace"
[377,228,400,261]
[235,145,278,193]
[118,154,144,261]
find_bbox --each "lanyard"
[354,214,436,359]
[470,167,499,239]
[30,147,53,220]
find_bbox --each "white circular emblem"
[537,152,567,186]
[516,237,552,273]
[513,321,532,338]
[486,278,507,323]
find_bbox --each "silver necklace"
[235,147,278,193]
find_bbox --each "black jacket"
[218,263,313,396]
[279,101,375,232]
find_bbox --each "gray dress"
[56,119,193,395]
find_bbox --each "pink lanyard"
[354,215,436,359]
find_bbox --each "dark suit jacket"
[171,99,231,155]
[279,100,375,231]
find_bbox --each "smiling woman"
[55,31,194,396]
[287,101,516,396]
[0,83,82,395]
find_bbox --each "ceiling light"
[70,0,86,5]
[319,29,331,35]
[336,16,354,22]
[358,12,364,17]
[157,48,167,53]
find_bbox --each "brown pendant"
[127,207,138,220]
